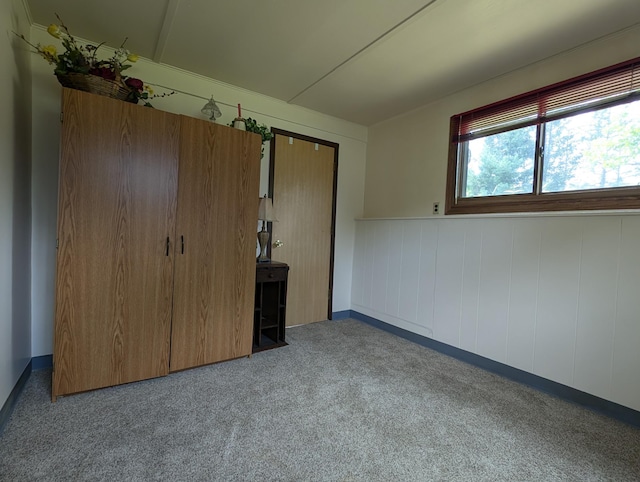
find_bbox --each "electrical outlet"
[433,202,440,215]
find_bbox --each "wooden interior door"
[53,89,180,398]
[270,131,337,326]
[170,118,261,372]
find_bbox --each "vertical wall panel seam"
[383,222,391,315]
[372,222,378,306]
[360,222,366,306]
[357,223,364,306]
[370,222,376,310]
[571,223,584,386]
[532,228,542,374]
[360,222,371,306]
[609,217,622,398]
[394,221,406,318]
[366,222,374,307]
[431,220,440,337]
[359,222,365,306]
[505,223,515,363]
[369,222,376,310]
[396,221,407,318]
[474,227,484,353]
[459,227,467,348]
[351,222,364,305]
[359,222,364,306]
[415,222,424,325]
[351,224,356,304]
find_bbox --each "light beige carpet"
[1,319,639,481]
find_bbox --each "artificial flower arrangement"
[16,15,172,106]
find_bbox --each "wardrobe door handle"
[166,237,170,256]
[181,235,184,254]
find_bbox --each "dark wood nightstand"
[253,262,289,353]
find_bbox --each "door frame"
[268,128,339,320]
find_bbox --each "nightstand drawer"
[256,265,288,283]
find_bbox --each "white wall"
[352,215,640,411]
[0,0,32,408]
[29,26,367,356]
[357,26,640,411]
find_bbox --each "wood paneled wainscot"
[53,89,261,399]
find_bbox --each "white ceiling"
[25,0,640,126]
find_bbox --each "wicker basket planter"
[56,72,137,103]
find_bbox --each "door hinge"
[60,112,63,123]
[56,238,59,249]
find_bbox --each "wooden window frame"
[445,57,640,215]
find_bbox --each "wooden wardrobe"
[52,89,261,399]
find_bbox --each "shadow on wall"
[30,66,62,357]
[10,12,33,374]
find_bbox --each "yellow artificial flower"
[127,53,139,63]
[145,85,154,95]
[41,45,57,57]
[47,24,61,39]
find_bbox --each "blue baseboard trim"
[349,310,640,428]
[331,310,352,320]
[32,354,53,370]
[0,360,32,436]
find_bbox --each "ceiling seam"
[366,21,640,129]
[287,0,440,103]
[153,0,181,63]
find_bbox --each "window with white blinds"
[446,57,640,214]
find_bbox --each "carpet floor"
[1,319,639,481]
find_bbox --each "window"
[446,57,640,214]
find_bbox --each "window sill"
[446,188,640,216]
[357,208,640,221]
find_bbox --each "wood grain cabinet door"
[169,117,261,372]
[53,89,180,397]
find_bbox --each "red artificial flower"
[125,77,144,91]
[89,67,116,80]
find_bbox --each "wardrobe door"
[53,89,180,398]
[170,117,261,371]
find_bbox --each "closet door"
[53,89,180,398]
[170,117,261,371]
